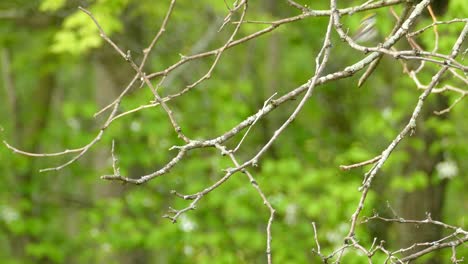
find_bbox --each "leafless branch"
[4,0,467,262]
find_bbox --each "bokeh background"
[0,0,467,263]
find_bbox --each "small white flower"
[67,118,81,130]
[436,160,458,179]
[184,245,194,256]
[130,121,141,132]
[0,205,19,223]
[382,107,392,120]
[179,215,196,232]
[285,203,298,225]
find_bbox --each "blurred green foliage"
[0,0,467,263]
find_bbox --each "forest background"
[0,0,467,263]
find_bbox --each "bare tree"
[4,0,467,263]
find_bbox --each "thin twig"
[340,155,382,171]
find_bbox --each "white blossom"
[436,160,458,179]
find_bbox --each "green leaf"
[40,0,66,12]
